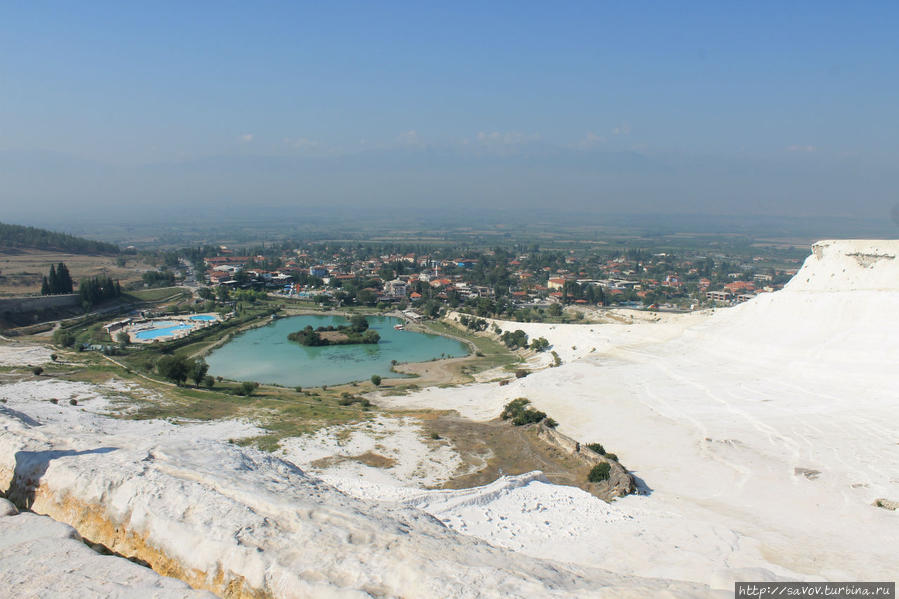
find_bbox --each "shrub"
[501,398,531,420]
[604,453,618,462]
[514,369,529,379]
[50,354,58,362]
[69,399,78,406]
[544,417,558,428]
[370,374,382,386]
[32,366,43,376]
[202,375,215,389]
[237,381,259,396]
[588,463,611,483]
[586,443,605,455]
[501,398,552,427]
[512,409,546,426]
[50,398,58,404]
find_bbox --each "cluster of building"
[197,245,800,311]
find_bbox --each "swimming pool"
[190,315,217,321]
[135,323,193,340]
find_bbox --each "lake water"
[205,315,468,387]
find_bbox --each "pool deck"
[118,313,223,344]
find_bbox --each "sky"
[1,2,897,227]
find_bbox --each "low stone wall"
[0,294,82,328]
[0,294,80,314]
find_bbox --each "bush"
[501,398,551,427]
[604,453,618,462]
[236,381,259,396]
[544,417,558,428]
[514,369,529,379]
[370,374,382,386]
[588,463,611,483]
[50,354,58,362]
[202,375,215,389]
[295,386,303,392]
[50,398,58,404]
[69,399,78,406]
[32,366,43,376]
[586,443,605,455]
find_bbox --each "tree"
[52,328,75,348]
[356,289,376,306]
[197,287,214,300]
[530,337,550,352]
[156,355,190,385]
[116,331,129,348]
[56,263,73,293]
[32,366,43,376]
[349,314,369,332]
[202,375,215,389]
[190,359,209,387]
[370,374,382,386]
[588,463,611,483]
[237,381,259,396]
[48,264,58,294]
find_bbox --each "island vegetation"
[288,314,380,346]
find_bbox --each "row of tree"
[79,275,122,308]
[0,221,119,254]
[40,263,74,295]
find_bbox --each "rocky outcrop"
[0,498,212,598]
[533,422,637,499]
[0,415,710,599]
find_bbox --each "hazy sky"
[1,2,897,224]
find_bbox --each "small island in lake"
[288,314,381,346]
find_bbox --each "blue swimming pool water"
[135,323,193,340]
[190,314,216,321]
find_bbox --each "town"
[173,240,804,319]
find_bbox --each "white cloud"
[579,132,606,148]
[475,131,540,146]
[238,133,254,143]
[786,144,816,152]
[283,137,319,150]
[397,130,421,146]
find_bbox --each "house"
[384,279,408,298]
[547,277,566,290]
[706,290,732,302]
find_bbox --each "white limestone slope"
[0,382,712,599]
[383,240,899,587]
[0,498,215,599]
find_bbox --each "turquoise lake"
[205,315,469,387]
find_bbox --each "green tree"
[56,263,73,293]
[370,374,382,386]
[349,314,369,332]
[237,381,259,396]
[116,331,129,348]
[190,359,209,387]
[156,355,190,385]
[588,463,611,483]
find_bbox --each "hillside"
[0,221,118,255]
[0,239,896,596]
[381,240,899,586]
